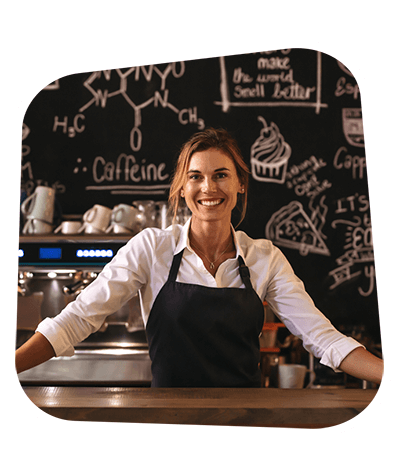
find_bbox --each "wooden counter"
[22,386,378,428]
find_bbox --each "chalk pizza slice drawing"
[265,201,330,256]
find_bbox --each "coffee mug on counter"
[21,186,55,223]
[22,218,53,235]
[78,204,112,234]
[106,204,137,233]
[278,364,307,389]
[54,221,82,235]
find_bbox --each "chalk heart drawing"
[250,116,292,184]
[265,200,330,256]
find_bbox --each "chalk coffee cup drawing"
[22,218,53,235]
[106,204,137,234]
[21,186,55,223]
[78,205,112,234]
[54,221,82,235]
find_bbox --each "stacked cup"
[21,186,55,235]
[106,204,137,234]
[54,221,82,235]
[78,204,112,234]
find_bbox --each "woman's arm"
[261,245,382,379]
[15,332,56,374]
[339,346,383,384]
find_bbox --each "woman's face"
[181,148,243,226]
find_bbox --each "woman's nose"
[201,178,217,193]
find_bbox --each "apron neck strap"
[238,255,253,290]
[169,250,253,290]
[168,250,185,282]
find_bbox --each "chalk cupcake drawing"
[250,116,292,184]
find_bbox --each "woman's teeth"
[199,199,222,206]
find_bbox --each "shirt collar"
[174,217,244,259]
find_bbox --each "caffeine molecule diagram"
[51,63,205,151]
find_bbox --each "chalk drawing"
[44,80,60,90]
[328,192,375,297]
[342,108,364,147]
[216,50,327,114]
[49,64,206,196]
[76,65,204,151]
[250,116,291,184]
[21,123,32,180]
[265,197,330,256]
[329,212,375,296]
[286,154,331,199]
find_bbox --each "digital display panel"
[39,247,62,260]
[19,242,120,266]
[76,249,114,258]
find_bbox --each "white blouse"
[37,219,362,370]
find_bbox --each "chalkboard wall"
[21,48,380,343]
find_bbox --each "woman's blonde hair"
[168,127,250,227]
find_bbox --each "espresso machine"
[16,234,152,386]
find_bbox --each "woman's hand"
[15,332,56,374]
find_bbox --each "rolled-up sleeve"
[36,318,75,357]
[265,247,364,371]
[36,229,154,357]
[320,337,364,371]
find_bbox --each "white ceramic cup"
[22,218,53,235]
[79,204,112,233]
[21,186,55,223]
[106,224,134,235]
[278,364,307,389]
[54,221,82,235]
[78,224,104,235]
[106,204,137,232]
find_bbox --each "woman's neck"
[188,218,233,256]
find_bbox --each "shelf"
[262,322,285,331]
[260,347,280,353]
[19,234,132,244]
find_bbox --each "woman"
[16,128,383,387]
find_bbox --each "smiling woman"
[184,150,243,222]
[169,128,250,228]
[180,149,243,272]
[167,129,251,275]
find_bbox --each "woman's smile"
[198,199,224,207]
[181,148,243,225]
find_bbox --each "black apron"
[146,249,264,387]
